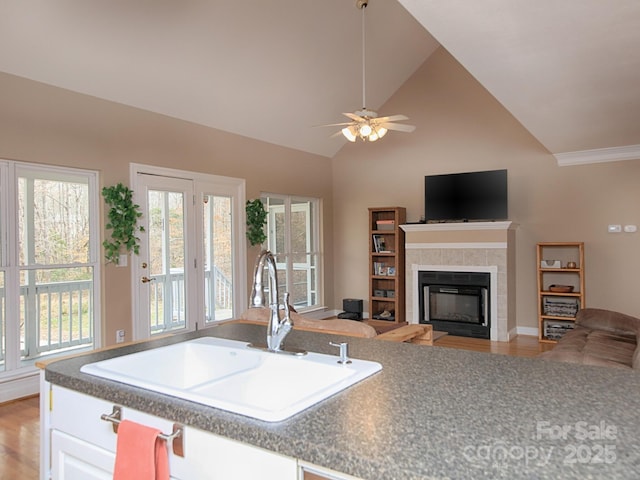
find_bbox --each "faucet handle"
[282,292,292,323]
[329,341,352,364]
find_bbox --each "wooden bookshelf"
[368,207,406,326]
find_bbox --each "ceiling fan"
[319,0,415,142]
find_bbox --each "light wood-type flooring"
[0,335,554,479]
[0,394,39,480]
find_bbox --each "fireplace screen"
[418,270,491,338]
[426,285,487,325]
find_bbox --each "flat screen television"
[424,169,508,222]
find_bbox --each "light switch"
[608,224,622,233]
[624,225,637,233]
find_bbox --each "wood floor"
[0,394,40,480]
[0,335,553,479]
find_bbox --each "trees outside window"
[0,161,99,379]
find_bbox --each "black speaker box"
[343,298,363,313]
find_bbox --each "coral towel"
[113,419,170,480]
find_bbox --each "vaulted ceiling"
[1,0,638,161]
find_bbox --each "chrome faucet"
[249,250,293,352]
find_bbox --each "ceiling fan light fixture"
[359,123,373,137]
[375,127,387,140]
[342,126,357,142]
[368,126,387,142]
[318,0,415,142]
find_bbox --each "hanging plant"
[246,199,267,246]
[102,183,144,264]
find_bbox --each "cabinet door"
[173,425,297,479]
[49,386,297,480]
[51,430,113,480]
[51,430,182,480]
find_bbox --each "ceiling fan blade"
[314,121,355,127]
[329,130,345,138]
[380,122,416,133]
[375,114,409,123]
[343,112,365,122]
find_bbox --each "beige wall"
[332,48,640,329]
[0,72,334,346]
[3,44,639,344]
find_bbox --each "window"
[0,161,100,377]
[261,194,322,311]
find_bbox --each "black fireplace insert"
[418,271,490,338]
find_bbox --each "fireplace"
[418,271,491,338]
[402,221,516,342]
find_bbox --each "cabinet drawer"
[50,386,175,453]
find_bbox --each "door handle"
[141,276,155,283]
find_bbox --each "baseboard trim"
[0,371,39,403]
[516,326,539,337]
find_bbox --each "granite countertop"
[45,322,640,480]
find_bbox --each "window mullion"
[284,197,293,298]
[2,163,19,371]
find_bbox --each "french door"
[131,165,246,340]
[134,173,194,337]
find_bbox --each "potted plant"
[102,183,144,264]
[246,199,267,246]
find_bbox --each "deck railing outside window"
[148,265,233,333]
[0,278,93,367]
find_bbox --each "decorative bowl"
[549,285,574,293]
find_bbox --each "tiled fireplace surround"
[401,221,517,342]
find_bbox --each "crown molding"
[554,144,640,166]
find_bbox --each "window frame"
[261,193,323,312]
[0,159,101,379]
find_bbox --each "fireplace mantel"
[402,221,517,342]
[401,221,516,233]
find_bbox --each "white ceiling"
[1,0,639,159]
[399,0,640,159]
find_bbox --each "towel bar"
[101,405,185,457]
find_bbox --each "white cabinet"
[51,430,116,480]
[43,384,298,480]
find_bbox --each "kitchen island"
[42,322,640,479]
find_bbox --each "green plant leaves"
[102,183,143,264]
[246,199,267,246]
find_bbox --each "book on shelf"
[373,262,387,276]
[372,234,385,253]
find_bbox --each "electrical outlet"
[116,329,125,343]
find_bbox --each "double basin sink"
[80,336,382,422]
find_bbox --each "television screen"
[424,169,508,222]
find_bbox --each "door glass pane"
[203,195,233,322]
[148,190,187,334]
